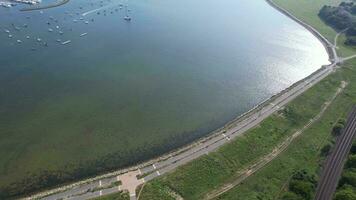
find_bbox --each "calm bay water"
[0,0,328,191]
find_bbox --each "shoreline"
[266,0,337,62]
[20,0,70,11]
[23,1,337,199]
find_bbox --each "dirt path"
[334,28,348,49]
[204,81,347,200]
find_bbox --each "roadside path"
[205,81,346,200]
[314,106,356,200]
[333,28,348,49]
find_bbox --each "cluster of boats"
[0,0,40,8]
[2,0,132,50]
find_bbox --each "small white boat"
[80,32,88,37]
[48,28,53,32]
[17,40,22,43]
[37,38,42,42]
[61,40,71,45]
[26,36,30,39]
[8,34,12,38]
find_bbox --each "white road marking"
[152,164,156,169]
[99,190,102,196]
[222,133,230,141]
[156,171,160,176]
[99,180,102,187]
[270,103,280,109]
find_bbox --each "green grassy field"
[92,192,129,200]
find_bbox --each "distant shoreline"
[265,0,336,62]
[20,0,69,11]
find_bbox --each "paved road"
[314,107,356,200]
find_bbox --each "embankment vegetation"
[333,141,356,200]
[92,191,129,200]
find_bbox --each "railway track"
[315,106,356,200]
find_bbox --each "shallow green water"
[0,0,328,195]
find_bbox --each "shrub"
[339,170,356,187]
[320,143,332,157]
[346,154,356,169]
[334,185,356,200]
[289,180,314,200]
[281,191,303,200]
[332,123,344,136]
